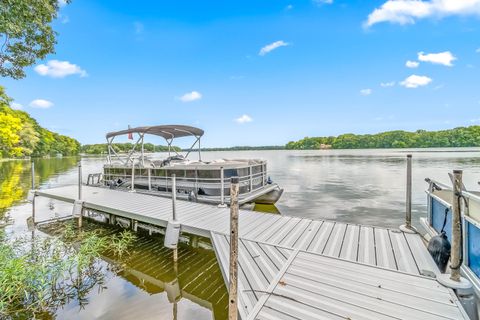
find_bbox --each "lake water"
[1,148,480,319]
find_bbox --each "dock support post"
[173,248,178,262]
[77,163,83,228]
[164,174,181,251]
[148,168,151,191]
[451,170,465,282]
[219,167,227,208]
[29,161,36,226]
[172,174,177,221]
[249,166,253,192]
[437,170,474,313]
[130,161,135,192]
[228,176,240,320]
[400,154,416,233]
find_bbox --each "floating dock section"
[34,185,470,319]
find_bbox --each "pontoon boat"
[94,125,283,207]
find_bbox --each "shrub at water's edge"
[286,126,480,150]
[0,224,137,319]
[0,86,80,158]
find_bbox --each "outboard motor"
[427,231,451,273]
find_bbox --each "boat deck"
[34,185,468,319]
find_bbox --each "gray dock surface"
[35,185,468,319]
[211,232,468,320]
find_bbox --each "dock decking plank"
[339,224,360,261]
[306,221,335,254]
[404,232,440,277]
[279,219,312,248]
[357,226,376,265]
[292,220,323,251]
[374,228,397,270]
[389,229,419,274]
[322,223,347,257]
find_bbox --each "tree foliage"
[0,0,70,79]
[0,86,80,158]
[286,127,480,150]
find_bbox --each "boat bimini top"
[105,125,204,166]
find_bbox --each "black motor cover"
[427,231,451,273]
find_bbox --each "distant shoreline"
[76,146,480,156]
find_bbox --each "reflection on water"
[0,157,79,219]
[40,219,228,320]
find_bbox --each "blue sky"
[2,0,480,147]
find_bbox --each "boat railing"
[426,178,480,219]
[103,165,268,196]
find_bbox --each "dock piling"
[172,174,177,221]
[450,170,463,282]
[219,167,227,208]
[148,168,151,191]
[400,154,416,233]
[130,161,135,192]
[437,170,473,293]
[164,174,181,250]
[78,163,83,228]
[228,176,240,320]
[30,161,36,225]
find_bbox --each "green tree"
[0,0,70,79]
[0,86,80,158]
[286,126,480,150]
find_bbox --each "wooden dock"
[34,185,469,319]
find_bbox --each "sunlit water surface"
[1,148,480,318]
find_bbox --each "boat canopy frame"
[105,125,204,166]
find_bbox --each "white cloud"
[360,88,372,95]
[365,0,480,27]
[285,4,293,10]
[134,22,144,34]
[29,99,53,109]
[179,91,202,102]
[380,81,395,87]
[235,114,253,124]
[406,60,419,68]
[418,51,456,66]
[470,118,480,123]
[259,40,289,56]
[10,102,22,110]
[476,48,480,53]
[400,74,432,88]
[34,60,87,78]
[313,0,333,4]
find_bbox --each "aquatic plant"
[109,229,137,258]
[0,224,137,319]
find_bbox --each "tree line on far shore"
[286,126,480,150]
